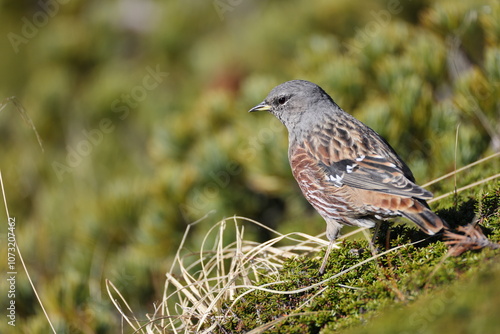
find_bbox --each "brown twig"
[444,218,500,256]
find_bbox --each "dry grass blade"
[0,172,56,333]
[0,96,44,152]
[422,152,500,188]
[428,173,500,204]
[106,279,144,332]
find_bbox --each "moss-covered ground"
[216,186,500,333]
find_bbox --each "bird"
[249,80,447,273]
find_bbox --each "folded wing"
[320,154,433,200]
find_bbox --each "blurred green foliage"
[0,0,498,332]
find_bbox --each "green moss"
[341,251,500,334]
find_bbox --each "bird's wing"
[319,154,433,200]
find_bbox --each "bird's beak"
[249,102,271,112]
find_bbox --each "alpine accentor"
[249,80,446,273]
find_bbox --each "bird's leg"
[369,221,382,253]
[319,240,334,274]
[320,220,342,274]
[370,221,381,244]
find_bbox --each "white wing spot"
[346,163,357,173]
[356,155,365,162]
[328,174,344,187]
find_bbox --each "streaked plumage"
[250,80,447,273]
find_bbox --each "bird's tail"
[401,200,448,235]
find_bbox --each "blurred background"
[0,0,498,332]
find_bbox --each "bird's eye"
[278,96,287,105]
